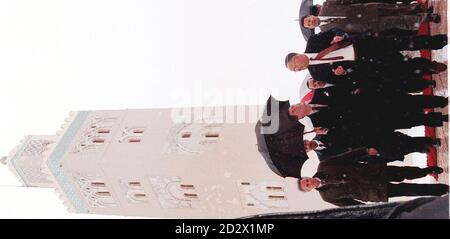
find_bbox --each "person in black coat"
[298,150,448,207]
[299,162,448,207]
[285,28,447,84]
[298,105,357,130]
[289,95,448,132]
[309,86,448,113]
[305,131,441,162]
[306,74,436,95]
[367,131,440,162]
[303,138,362,161]
[304,57,445,92]
[302,28,447,54]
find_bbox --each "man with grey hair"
[298,158,448,207]
[285,28,447,87]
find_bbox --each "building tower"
[3,106,330,218]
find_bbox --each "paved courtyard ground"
[429,0,448,184]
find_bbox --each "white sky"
[0,0,311,155]
[0,0,311,218]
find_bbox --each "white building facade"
[3,106,336,218]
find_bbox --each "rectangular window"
[266,186,283,191]
[134,193,147,198]
[98,129,110,134]
[180,184,195,189]
[93,138,105,143]
[91,182,106,187]
[96,191,111,196]
[205,132,219,138]
[268,195,286,199]
[128,182,142,187]
[184,193,198,199]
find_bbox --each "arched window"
[166,122,223,154]
[181,132,192,138]
[118,127,146,143]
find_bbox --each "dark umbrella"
[255,96,308,179]
[298,0,315,41]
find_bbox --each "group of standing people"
[283,0,449,207]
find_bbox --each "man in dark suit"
[308,85,357,106]
[285,28,447,84]
[301,0,439,34]
[288,102,356,131]
[304,138,375,161]
[288,95,448,132]
[367,131,440,162]
[304,131,441,162]
[306,73,437,95]
[308,86,448,111]
[298,159,448,207]
[302,28,447,56]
